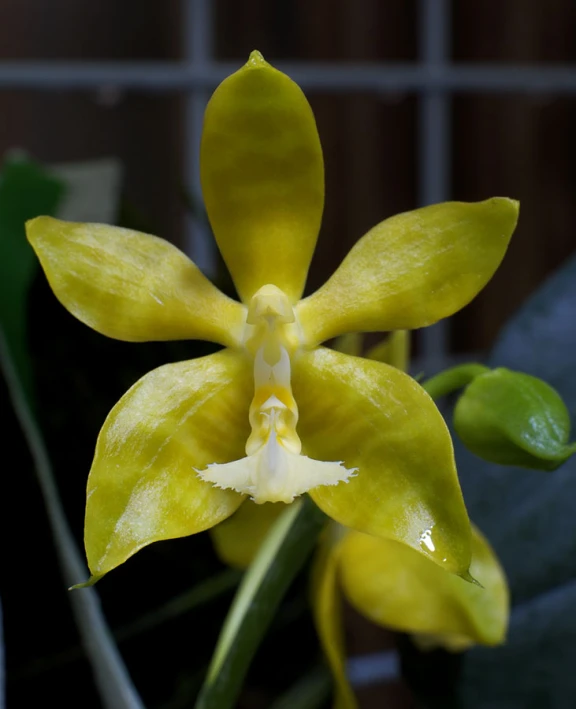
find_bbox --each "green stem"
[422,363,490,400]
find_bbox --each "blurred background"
[2,1,576,707]
[2,0,576,358]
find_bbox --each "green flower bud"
[454,368,576,471]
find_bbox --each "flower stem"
[421,363,490,400]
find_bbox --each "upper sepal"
[201,50,324,304]
[454,367,576,470]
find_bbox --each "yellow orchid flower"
[212,332,508,709]
[26,50,518,583]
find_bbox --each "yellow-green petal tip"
[25,214,51,244]
[246,50,267,67]
[492,196,520,225]
[459,569,483,588]
[499,196,519,211]
[69,574,103,590]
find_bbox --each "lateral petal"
[85,350,252,578]
[293,347,471,575]
[27,216,246,347]
[201,51,324,303]
[297,199,518,345]
[338,525,508,649]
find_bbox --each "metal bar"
[183,0,215,271]
[418,0,451,370]
[2,61,576,93]
[348,651,399,687]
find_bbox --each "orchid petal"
[339,525,508,649]
[27,216,245,347]
[210,501,286,569]
[297,199,518,345]
[201,51,324,303]
[85,350,252,579]
[293,347,471,575]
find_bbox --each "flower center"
[196,284,356,503]
[246,347,301,457]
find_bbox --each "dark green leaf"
[0,155,64,399]
[454,252,576,707]
[195,497,326,709]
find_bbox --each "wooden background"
[1,0,576,354]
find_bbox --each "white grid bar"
[3,39,568,362]
[418,0,451,369]
[1,62,576,93]
[183,0,215,271]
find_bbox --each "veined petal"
[311,534,358,709]
[85,350,252,578]
[26,216,246,347]
[200,51,324,303]
[338,525,508,648]
[210,500,286,569]
[293,347,471,575]
[297,199,519,345]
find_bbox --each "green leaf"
[451,251,576,707]
[0,155,64,399]
[454,368,576,470]
[195,497,326,709]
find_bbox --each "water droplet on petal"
[419,527,436,552]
